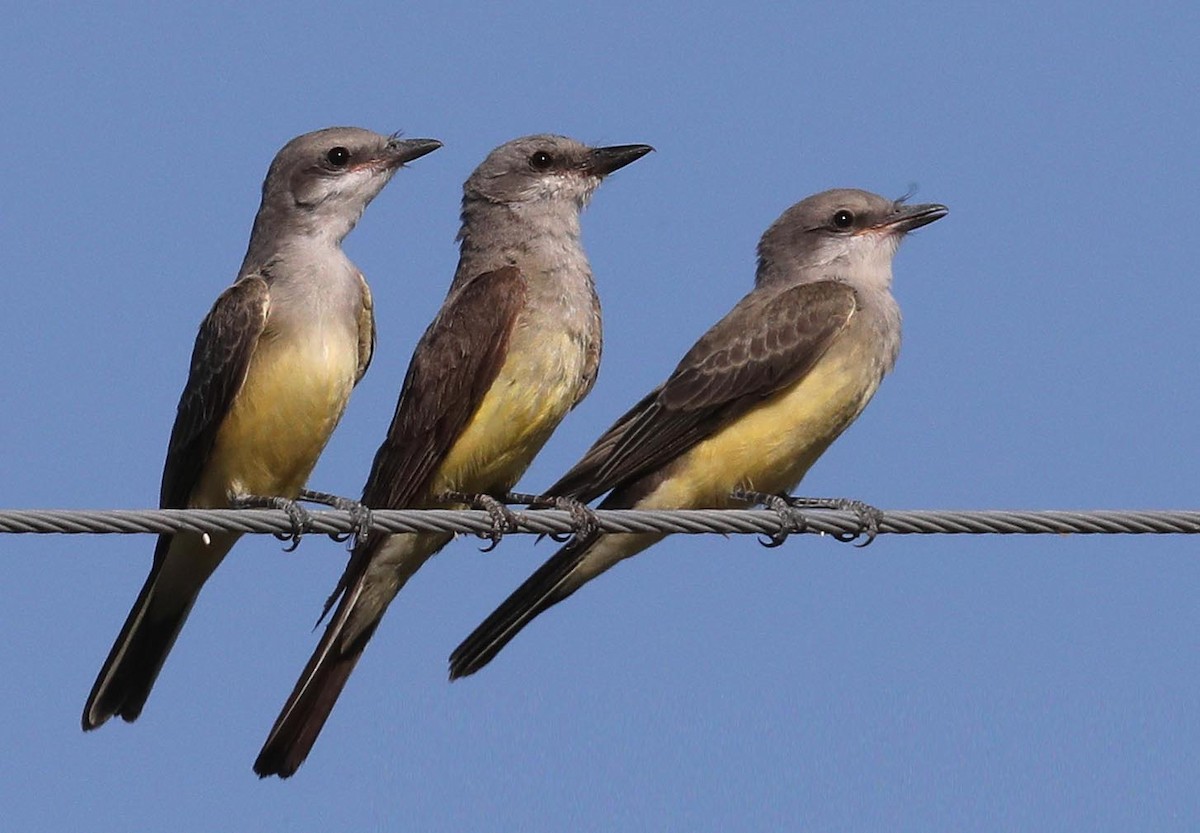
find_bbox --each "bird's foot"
[784,496,883,547]
[298,488,374,545]
[229,493,312,552]
[438,491,520,552]
[507,492,600,542]
[731,489,807,548]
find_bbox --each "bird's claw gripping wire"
[733,491,882,547]
[229,493,312,551]
[438,491,520,552]
[298,488,374,545]
[508,492,600,542]
[732,489,807,547]
[785,496,883,546]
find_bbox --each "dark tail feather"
[449,534,597,680]
[82,553,194,730]
[253,591,374,779]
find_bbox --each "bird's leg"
[784,496,883,547]
[507,492,601,542]
[437,491,520,552]
[229,493,313,552]
[297,488,374,545]
[731,489,807,548]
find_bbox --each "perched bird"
[449,188,947,679]
[83,127,441,730]
[254,134,653,777]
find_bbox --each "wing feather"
[546,281,858,503]
[159,276,269,509]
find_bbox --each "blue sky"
[3,2,1199,830]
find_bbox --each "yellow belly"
[640,345,882,511]
[570,345,885,582]
[430,328,589,498]
[193,332,358,506]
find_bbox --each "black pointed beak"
[585,143,655,176]
[386,138,444,167]
[882,202,949,233]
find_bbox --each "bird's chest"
[432,312,594,496]
[197,319,361,503]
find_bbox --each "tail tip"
[253,758,298,780]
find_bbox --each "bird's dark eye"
[326,146,351,167]
[529,150,554,170]
[832,209,855,229]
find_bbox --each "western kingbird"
[253,135,653,777]
[82,127,442,731]
[449,188,947,679]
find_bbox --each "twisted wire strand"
[2,507,1200,541]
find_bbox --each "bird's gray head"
[756,188,947,290]
[462,135,653,212]
[255,127,442,246]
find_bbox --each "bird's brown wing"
[357,265,528,511]
[159,276,269,509]
[354,272,375,384]
[546,280,859,503]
